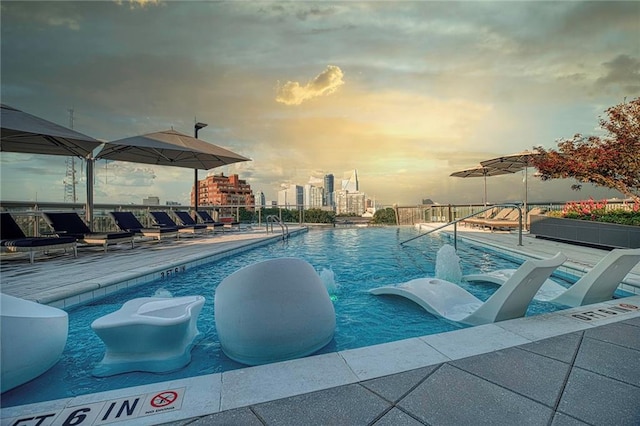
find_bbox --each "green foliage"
[371,207,397,225]
[254,207,335,224]
[562,209,640,226]
[304,208,336,224]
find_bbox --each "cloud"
[275,65,345,106]
[114,0,160,9]
[596,55,640,93]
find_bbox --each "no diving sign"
[4,387,185,426]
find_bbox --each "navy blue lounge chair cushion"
[2,236,77,248]
[109,212,179,234]
[150,211,207,231]
[1,213,77,262]
[42,212,133,240]
[1,212,29,239]
[195,211,224,227]
[1,213,76,246]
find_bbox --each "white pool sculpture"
[215,257,336,365]
[1,294,69,393]
[91,295,205,377]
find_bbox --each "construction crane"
[63,108,78,202]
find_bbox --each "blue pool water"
[3,227,574,407]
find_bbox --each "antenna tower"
[63,108,78,203]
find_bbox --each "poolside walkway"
[1,224,639,425]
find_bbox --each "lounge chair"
[109,211,179,241]
[464,248,640,307]
[370,252,567,326]
[479,208,521,231]
[42,212,134,252]
[461,208,498,227]
[1,212,77,263]
[174,210,223,233]
[195,210,226,230]
[463,207,513,228]
[480,207,544,232]
[149,211,207,235]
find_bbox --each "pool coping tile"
[338,337,450,381]
[219,352,359,411]
[419,323,531,359]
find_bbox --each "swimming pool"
[2,227,573,407]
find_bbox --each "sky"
[1,0,639,207]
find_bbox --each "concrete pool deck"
[1,224,639,425]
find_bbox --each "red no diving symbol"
[151,391,178,408]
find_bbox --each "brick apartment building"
[191,173,255,209]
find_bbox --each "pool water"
[2,227,574,407]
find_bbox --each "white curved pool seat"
[464,248,640,307]
[370,252,567,326]
[215,257,336,366]
[91,295,204,377]
[1,294,68,392]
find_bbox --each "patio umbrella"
[1,104,102,157]
[94,129,251,221]
[1,104,104,227]
[97,129,250,169]
[480,149,541,214]
[450,165,514,206]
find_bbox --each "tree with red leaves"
[532,98,640,204]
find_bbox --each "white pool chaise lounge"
[370,253,567,326]
[464,248,640,307]
[91,295,205,377]
[215,257,336,366]
[1,294,69,392]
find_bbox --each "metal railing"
[265,215,289,240]
[399,204,523,249]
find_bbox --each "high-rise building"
[323,174,334,207]
[255,191,266,208]
[304,184,324,209]
[192,173,254,208]
[341,169,359,192]
[334,189,366,215]
[278,185,303,209]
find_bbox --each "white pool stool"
[91,295,205,377]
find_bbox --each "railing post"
[518,206,523,246]
[454,222,458,250]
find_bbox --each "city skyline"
[1,2,638,206]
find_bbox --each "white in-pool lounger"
[464,248,640,307]
[370,253,567,326]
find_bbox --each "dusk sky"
[1,1,638,207]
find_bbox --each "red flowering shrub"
[551,198,640,226]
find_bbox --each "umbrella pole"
[194,169,198,217]
[483,174,487,206]
[86,158,94,230]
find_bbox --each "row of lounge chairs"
[1,210,234,263]
[462,207,543,231]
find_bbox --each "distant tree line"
[236,207,336,224]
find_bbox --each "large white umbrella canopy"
[0,104,102,157]
[97,129,251,169]
[450,165,515,206]
[1,104,104,228]
[92,129,251,224]
[480,150,542,213]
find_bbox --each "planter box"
[529,215,640,249]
